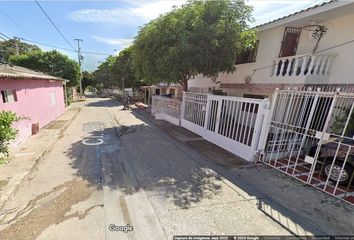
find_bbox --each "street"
[0,97,352,240]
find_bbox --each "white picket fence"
[152,93,270,161]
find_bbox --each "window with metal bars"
[1,89,18,103]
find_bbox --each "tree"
[93,56,116,89]
[9,50,80,87]
[81,71,95,91]
[0,39,41,63]
[111,46,145,91]
[133,0,255,91]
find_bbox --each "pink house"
[0,64,67,146]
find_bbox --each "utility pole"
[75,38,83,97]
[13,37,20,55]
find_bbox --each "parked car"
[307,138,354,186]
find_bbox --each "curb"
[0,107,81,210]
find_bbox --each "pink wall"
[0,78,65,145]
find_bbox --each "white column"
[279,59,286,76]
[292,58,300,76]
[286,57,294,76]
[319,56,328,75]
[300,56,309,76]
[324,56,333,75]
[306,55,316,76]
[314,56,323,76]
[273,59,280,77]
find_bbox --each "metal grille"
[181,92,270,161]
[151,96,181,119]
[207,96,261,147]
[182,92,208,127]
[260,88,354,205]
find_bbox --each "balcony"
[272,54,335,83]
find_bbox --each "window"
[50,91,57,106]
[279,27,301,57]
[235,40,259,65]
[1,90,18,103]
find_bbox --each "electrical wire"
[0,7,112,57]
[0,32,11,39]
[0,9,33,38]
[20,37,74,52]
[20,37,111,56]
[34,0,76,52]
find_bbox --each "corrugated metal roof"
[255,0,335,28]
[0,64,68,82]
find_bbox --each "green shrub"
[0,111,19,163]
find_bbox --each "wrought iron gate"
[260,88,354,205]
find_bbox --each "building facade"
[188,1,354,98]
[0,64,66,145]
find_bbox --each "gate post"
[203,94,211,130]
[256,89,278,160]
[214,97,223,134]
[181,91,186,125]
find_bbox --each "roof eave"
[256,1,351,32]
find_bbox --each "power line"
[20,37,111,56]
[20,37,73,52]
[34,0,76,52]
[81,51,112,56]
[0,9,33,38]
[0,32,11,39]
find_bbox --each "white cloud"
[92,36,134,47]
[68,0,185,24]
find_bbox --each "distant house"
[0,64,67,145]
[188,1,354,97]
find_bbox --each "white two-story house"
[188,0,354,98]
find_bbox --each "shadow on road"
[65,117,223,210]
[85,98,123,108]
[64,98,354,236]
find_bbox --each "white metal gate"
[181,92,270,161]
[259,88,354,205]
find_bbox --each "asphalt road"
[0,97,336,239]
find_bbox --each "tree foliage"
[81,71,95,91]
[93,56,115,89]
[0,111,19,163]
[111,46,145,91]
[0,39,41,63]
[9,50,80,87]
[93,47,144,91]
[133,0,255,90]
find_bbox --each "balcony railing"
[272,54,335,78]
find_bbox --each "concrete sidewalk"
[0,106,80,209]
[131,106,354,236]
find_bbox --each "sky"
[0,0,326,71]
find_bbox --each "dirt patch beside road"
[0,180,9,191]
[0,178,98,240]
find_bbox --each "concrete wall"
[188,10,354,97]
[0,78,65,145]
